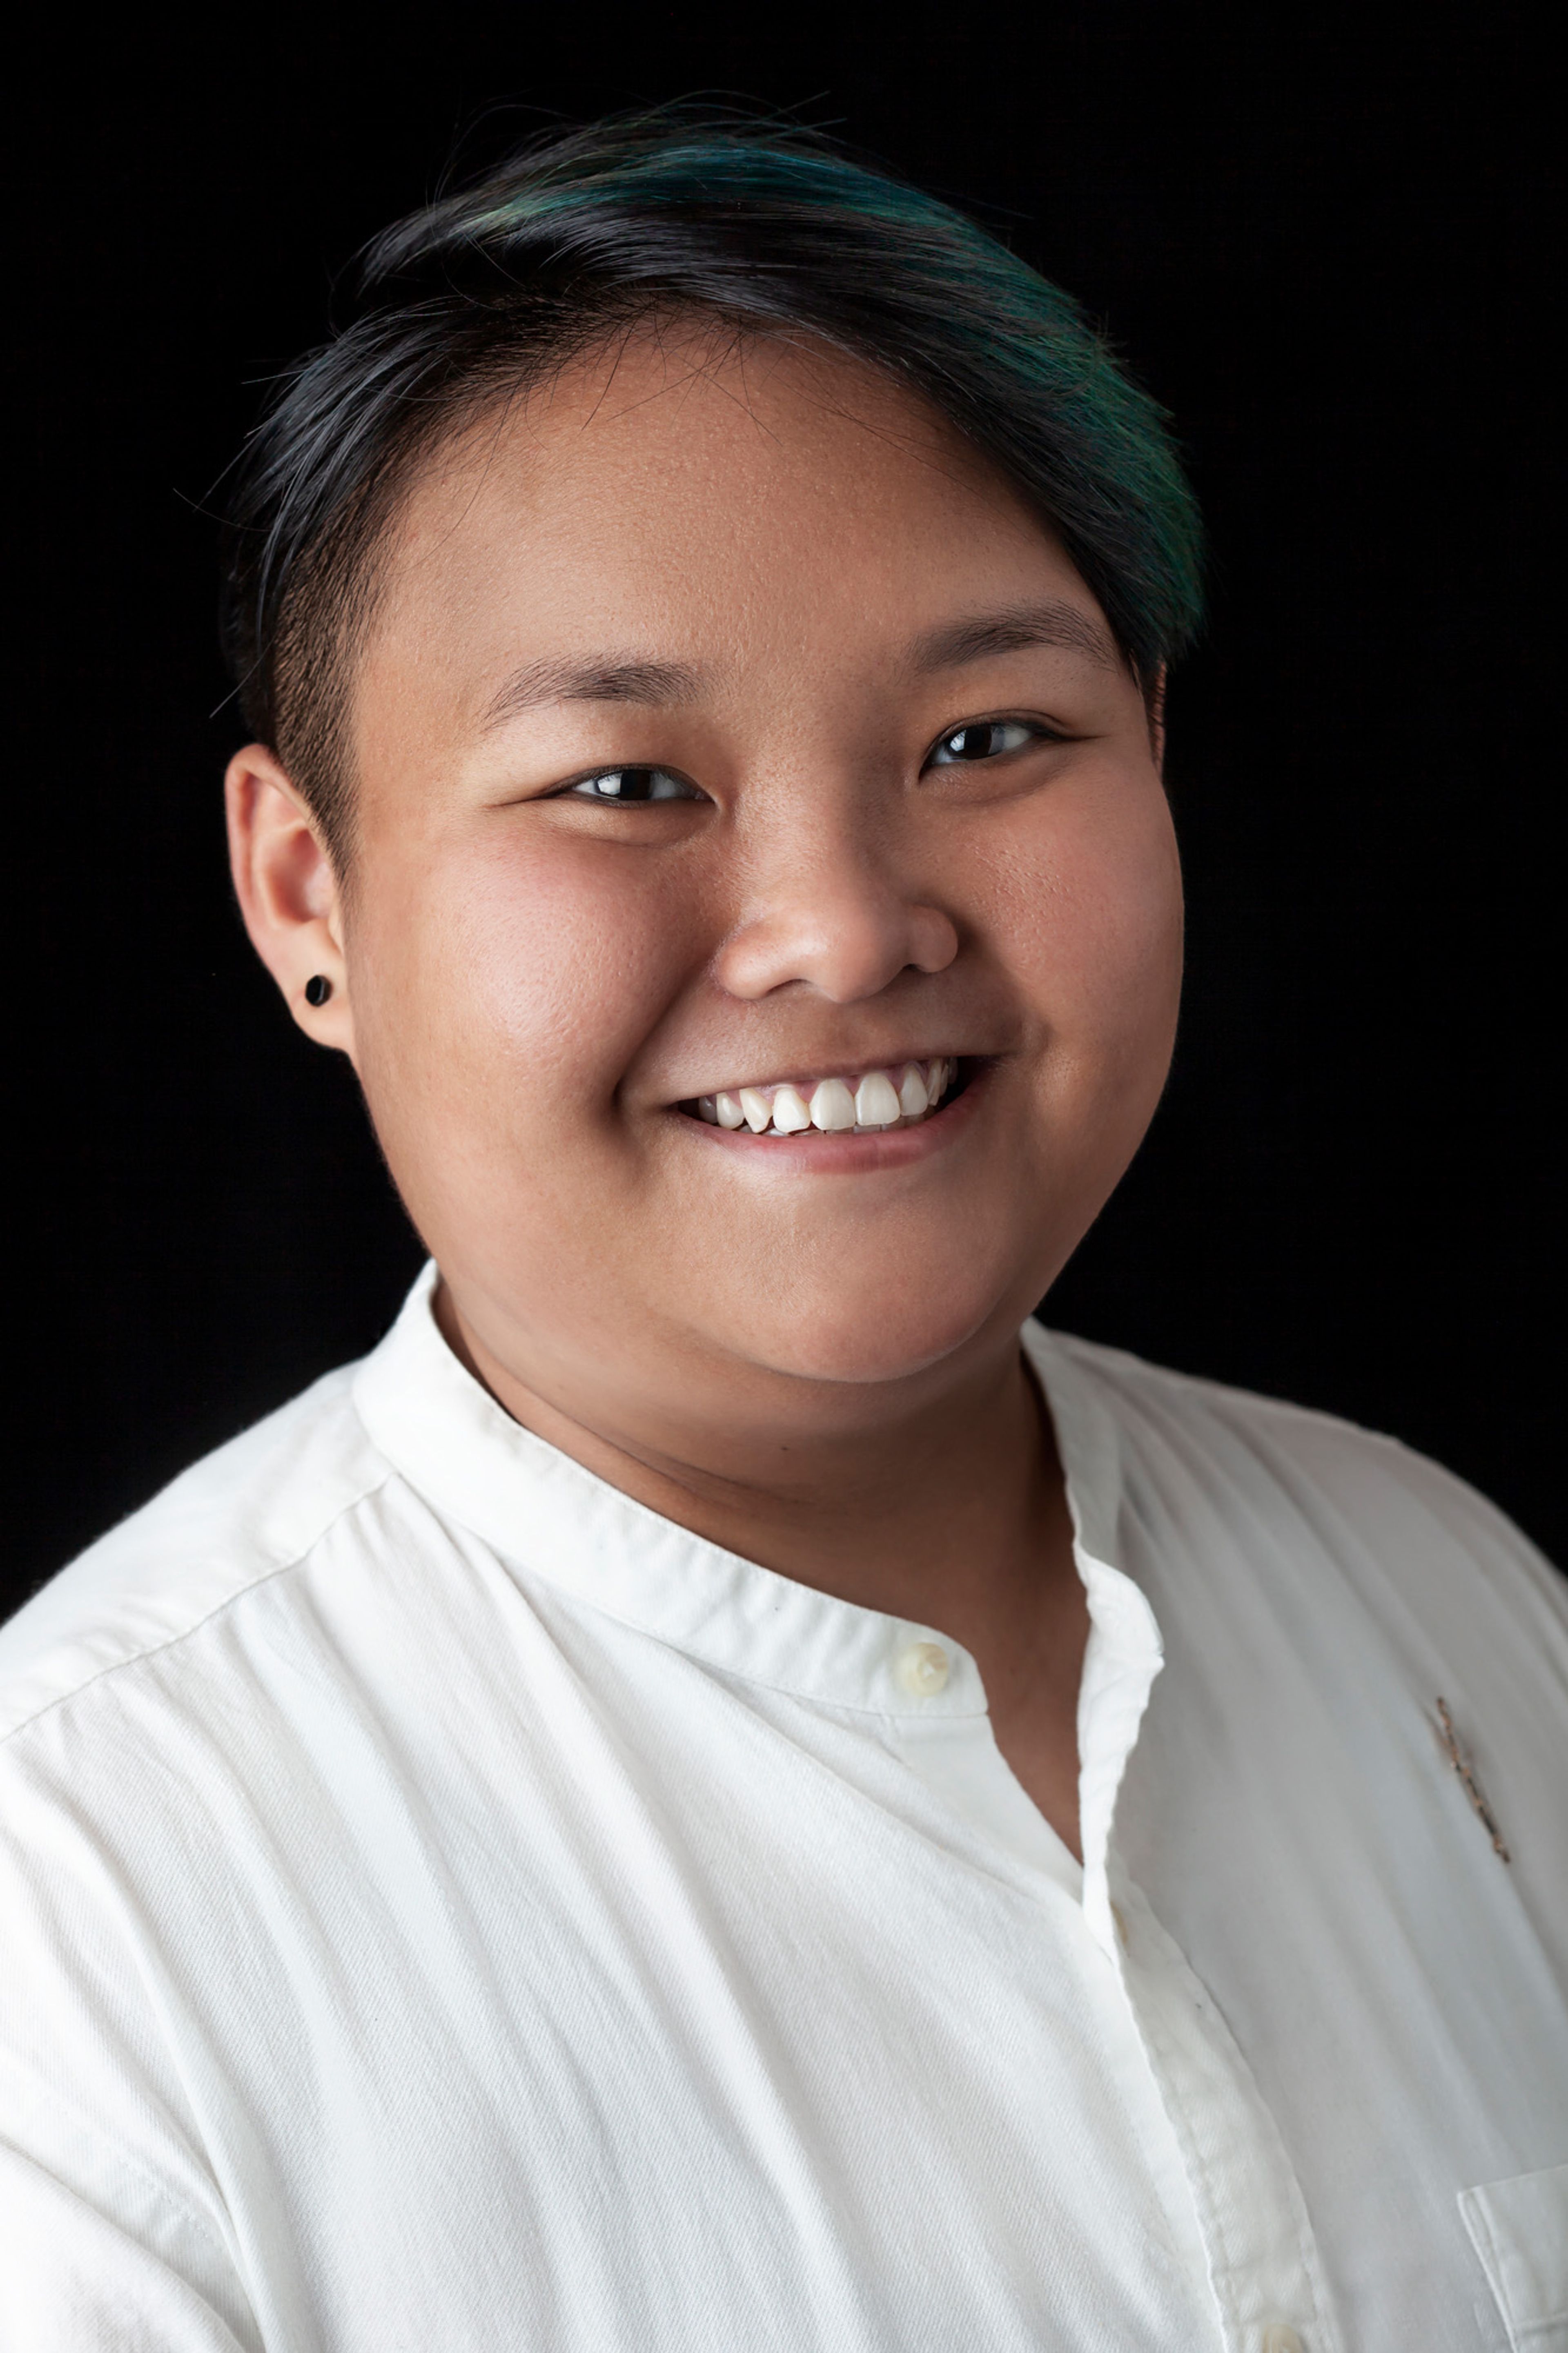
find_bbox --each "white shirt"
[2,1267,1566,2353]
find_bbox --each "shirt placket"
[1078,1551,1345,2353]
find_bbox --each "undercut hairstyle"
[220,109,1204,860]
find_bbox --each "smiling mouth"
[683,1058,964,1138]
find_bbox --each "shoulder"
[1031,1322,1568,1669]
[0,1366,393,1748]
[1041,1323,1541,1547]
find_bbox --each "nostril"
[711,892,956,1007]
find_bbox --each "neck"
[436,1282,1089,1856]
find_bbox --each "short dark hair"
[220,109,1204,858]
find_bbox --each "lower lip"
[671,1064,989,1172]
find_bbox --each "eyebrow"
[479,598,1120,732]
[480,654,704,731]
[905,600,1122,675]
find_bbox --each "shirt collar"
[352,1265,1162,1752]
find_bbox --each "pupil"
[614,768,652,799]
[957,726,992,759]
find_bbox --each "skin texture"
[227,323,1184,1859]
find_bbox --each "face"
[239,324,1183,1447]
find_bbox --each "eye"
[561,766,704,804]
[926,718,1042,768]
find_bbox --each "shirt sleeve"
[0,1734,264,2353]
[0,2130,259,2353]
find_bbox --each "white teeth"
[697,1058,962,1136]
[897,1062,929,1119]
[809,1077,857,1132]
[855,1070,902,1127]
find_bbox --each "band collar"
[352,1264,1160,1737]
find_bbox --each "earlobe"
[224,745,355,1055]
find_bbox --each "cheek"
[993,774,1183,1082]
[352,833,695,1141]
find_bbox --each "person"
[1,112,1563,2353]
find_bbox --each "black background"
[5,2,1560,1615]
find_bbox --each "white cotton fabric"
[1,1264,1566,2353]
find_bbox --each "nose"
[713,818,959,1005]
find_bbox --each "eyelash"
[922,717,1052,769]
[555,717,1057,805]
[559,767,703,804]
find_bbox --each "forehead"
[366,321,1108,699]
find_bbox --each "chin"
[732,1259,1015,1389]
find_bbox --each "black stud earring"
[304,975,333,1008]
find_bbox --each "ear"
[1147,665,1168,778]
[225,745,357,1060]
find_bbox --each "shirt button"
[895,1641,950,1696]
[1261,2327,1305,2353]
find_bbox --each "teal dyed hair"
[223,110,1203,849]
